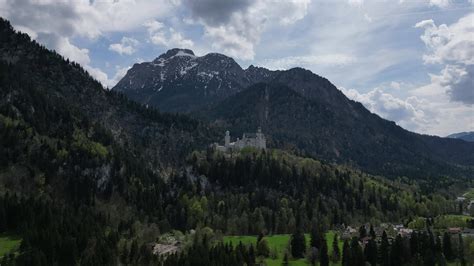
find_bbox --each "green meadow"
[0,233,21,258]
[223,231,344,266]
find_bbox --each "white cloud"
[144,20,165,34]
[145,20,194,48]
[340,87,437,131]
[415,14,474,65]
[110,66,132,87]
[429,0,450,8]
[390,81,401,90]
[415,13,474,105]
[109,37,139,55]
[348,0,364,7]
[185,0,311,60]
[85,65,131,88]
[364,13,372,22]
[36,33,91,65]
[0,0,178,86]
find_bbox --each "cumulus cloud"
[144,20,194,48]
[415,14,474,65]
[340,87,437,131]
[431,64,474,104]
[109,37,139,55]
[0,0,177,86]
[184,0,311,60]
[415,13,474,105]
[36,32,91,65]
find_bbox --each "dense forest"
[0,17,473,265]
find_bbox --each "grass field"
[223,231,343,266]
[0,233,21,258]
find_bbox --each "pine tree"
[129,239,139,264]
[331,233,340,262]
[249,243,256,264]
[342,239,351,266]
[379,231,390,266]
[310,223,322,249]
[291,229,306,258]
[390,234,403,266]
[442,232,453,261]
[359,225,367,239]
[351,237,365,266]
[365,238,377,266]
[458,234,466,266]
[320,237,329,266]
[369,224,376,239]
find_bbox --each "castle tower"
[225,131,230,147]
[256,127,266,149]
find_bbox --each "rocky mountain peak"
[156,48,195,60]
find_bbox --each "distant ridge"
[447,131,474,142]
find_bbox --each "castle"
[213,128,266,152]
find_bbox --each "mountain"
[198,83,473,178]
[447,131,474,142]
[0,19,217,198]
[114,48,275,112]
[114,49,474,178]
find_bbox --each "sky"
[0,0,472,136]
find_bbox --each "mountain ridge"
[447,131,474,142]
[114,48,270,112]
[198,83,473,178]
[114,48,474,178]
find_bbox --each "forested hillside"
[0,17,216,264]
[199,83,474,179]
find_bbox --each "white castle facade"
[213,128,266,152]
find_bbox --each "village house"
[448,227,462,234]
[462,228,474,237]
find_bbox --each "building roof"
[462,228,474,234]
[243,133,257,138]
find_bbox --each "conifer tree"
[379,231,390,266]
[359,225,367,239]
[320,237,329,266]
[442,232,453,261]
[331,233,340,262]
[390,234,403,266]
[342,239,351,266]
[458,234,466,266]
[291,229,306,258]
[310,222,322,249]
[350,237,365,266]
[365,237,377,266]
[249,243,256,264]
[369,224,376,239]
